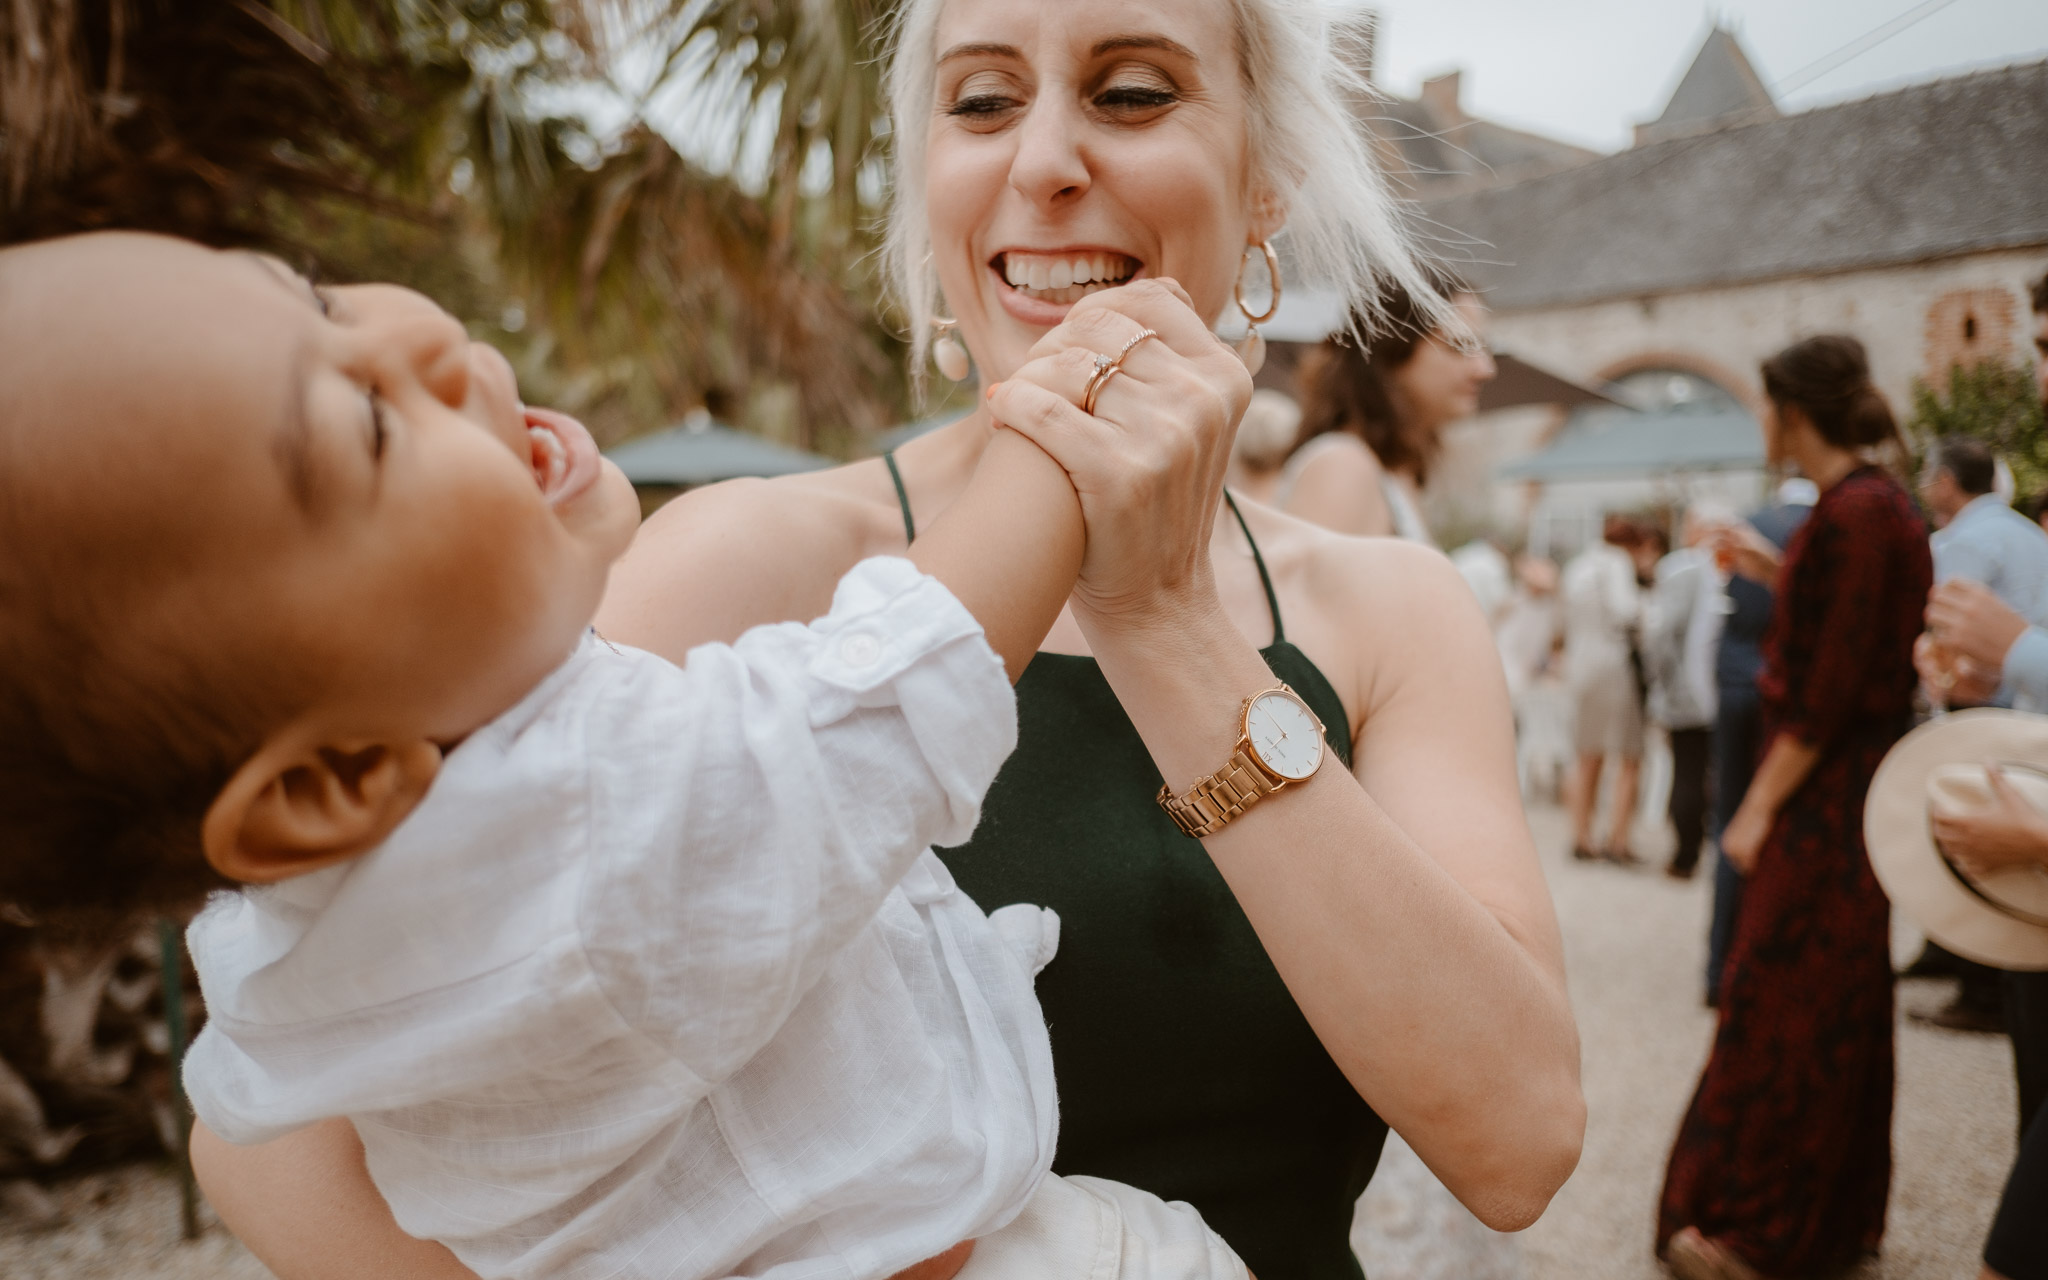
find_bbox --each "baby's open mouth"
[993,250,1140,305]
[524,407,601,507]
[530,417,569,495]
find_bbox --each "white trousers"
[956,1174,1250,1280]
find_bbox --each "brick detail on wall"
[1924,287,2019,385]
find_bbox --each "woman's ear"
[201,736,445,884]
[1247,187,1288,247]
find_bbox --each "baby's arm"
[906,426,1083,682]
[580,557,1032,1087]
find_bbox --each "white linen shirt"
[184,558,1061,1280]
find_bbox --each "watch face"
[1245,690,1325,781]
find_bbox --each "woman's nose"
[1007,96,1092,209]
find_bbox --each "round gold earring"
[1233,241,1282,376]
[931,315,970,382]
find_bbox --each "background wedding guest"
[1912,435,2048,1033]
[1660,335,1930,1280]
[1561,516,1645,863]
[1909,282,2048,1279]
[1281,274,1495,544]
[1225,388,1303,508]
[1925,762,2048,1280]
[1923,437,2048,646]
[1704,482,1813,1006]
[1645,503,1735,880]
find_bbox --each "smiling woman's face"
[925,0,1275,382]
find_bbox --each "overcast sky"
[1357,0,2048,151]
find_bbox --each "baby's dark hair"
[0,376,267,925]
[0,559,252,922]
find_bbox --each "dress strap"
[883,451,916,545]
[1224,491,1285,645]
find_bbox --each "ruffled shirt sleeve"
[573,555,1018,1085]
[2004,626,2048,711]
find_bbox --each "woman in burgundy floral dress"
[1659,336,1931,1280]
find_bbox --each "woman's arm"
[1279,435,1394,538]
[191,1119,480,1280]
[1073,544,1582,1232]
[1718,735,1821,873]
[990,287,1583,1230]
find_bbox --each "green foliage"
[1907,360,2048,502]
[0,0,909,449]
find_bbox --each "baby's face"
[0,233,640,751]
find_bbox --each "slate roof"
[1372,96,1600,195]
[1423,59,2048,312]
[1637,26,1779,146]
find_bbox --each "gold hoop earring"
[931,315,970,382]
[1232,241,1282,376]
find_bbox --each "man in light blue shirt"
[1924,436,2048,636]
[1915,268,2048,1280]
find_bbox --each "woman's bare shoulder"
[1289,431,1384,481]
[1279,434,1392,537]
[1234,499,1490,713]
[595,461,906,662]
[1235,496,1458,602]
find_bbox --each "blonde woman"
[193,3,1583,1277]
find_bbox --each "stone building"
[1418,31,2048,551]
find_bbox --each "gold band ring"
[1081,327,1159,416]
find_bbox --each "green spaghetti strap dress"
[884,456,1387,1280]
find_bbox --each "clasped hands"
[984,279,1253,628]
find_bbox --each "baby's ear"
[201,736,444,884]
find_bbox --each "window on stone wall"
[1924,287,2018,385]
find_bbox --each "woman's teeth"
[1001,253,1136,303]
[530,424,568,495]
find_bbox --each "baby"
[0,233,1246,1280]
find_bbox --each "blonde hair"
[880,1,1445,388]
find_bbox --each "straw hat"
[1865,709,2048,971]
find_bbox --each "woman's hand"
[1711,523,1781,589]
[986,278,1251,631]
[1719,801,1774,874]
[1931,765,2048,878]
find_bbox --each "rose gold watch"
[1157,684,1327,837]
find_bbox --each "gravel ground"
[0,802,2019,1279]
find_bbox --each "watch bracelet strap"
[1157,747,1276,838]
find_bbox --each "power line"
[1771,0,1967,97]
